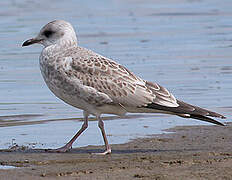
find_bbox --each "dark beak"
[22,38,42,47]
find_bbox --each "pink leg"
[47,111,89,153]
[93,116,111,155]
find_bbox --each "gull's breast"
[39,53,94,112]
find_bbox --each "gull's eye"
[43,30,54,38]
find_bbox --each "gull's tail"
[145,100,226,126]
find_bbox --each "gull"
[22,20,225,155]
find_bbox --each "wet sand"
[1,122,232,180]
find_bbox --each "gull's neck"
[42,38,77,57]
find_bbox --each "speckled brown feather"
[56,46,179,108]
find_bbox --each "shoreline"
[0,122,232,179]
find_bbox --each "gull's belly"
[42,76,127,116]
[48,83,87,109]
[40,66,95,113]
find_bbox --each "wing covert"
[61,47,179,108]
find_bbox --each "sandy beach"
[1,122,232,180]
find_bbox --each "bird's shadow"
[0,147,202,154]
[65,148,201,154]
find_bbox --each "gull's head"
[22,20,77,48]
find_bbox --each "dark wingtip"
[216,121,225,126]
[189,114,225,126]
[207,111,226,119]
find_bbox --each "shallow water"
[0,0,231,149]
[0,165,17,170]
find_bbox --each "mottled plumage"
[22,20,225,154]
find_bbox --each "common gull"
[22,20,225,155]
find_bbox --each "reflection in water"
[0,0,231,149]
[0,165,17,169]
[0,114,160,127]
